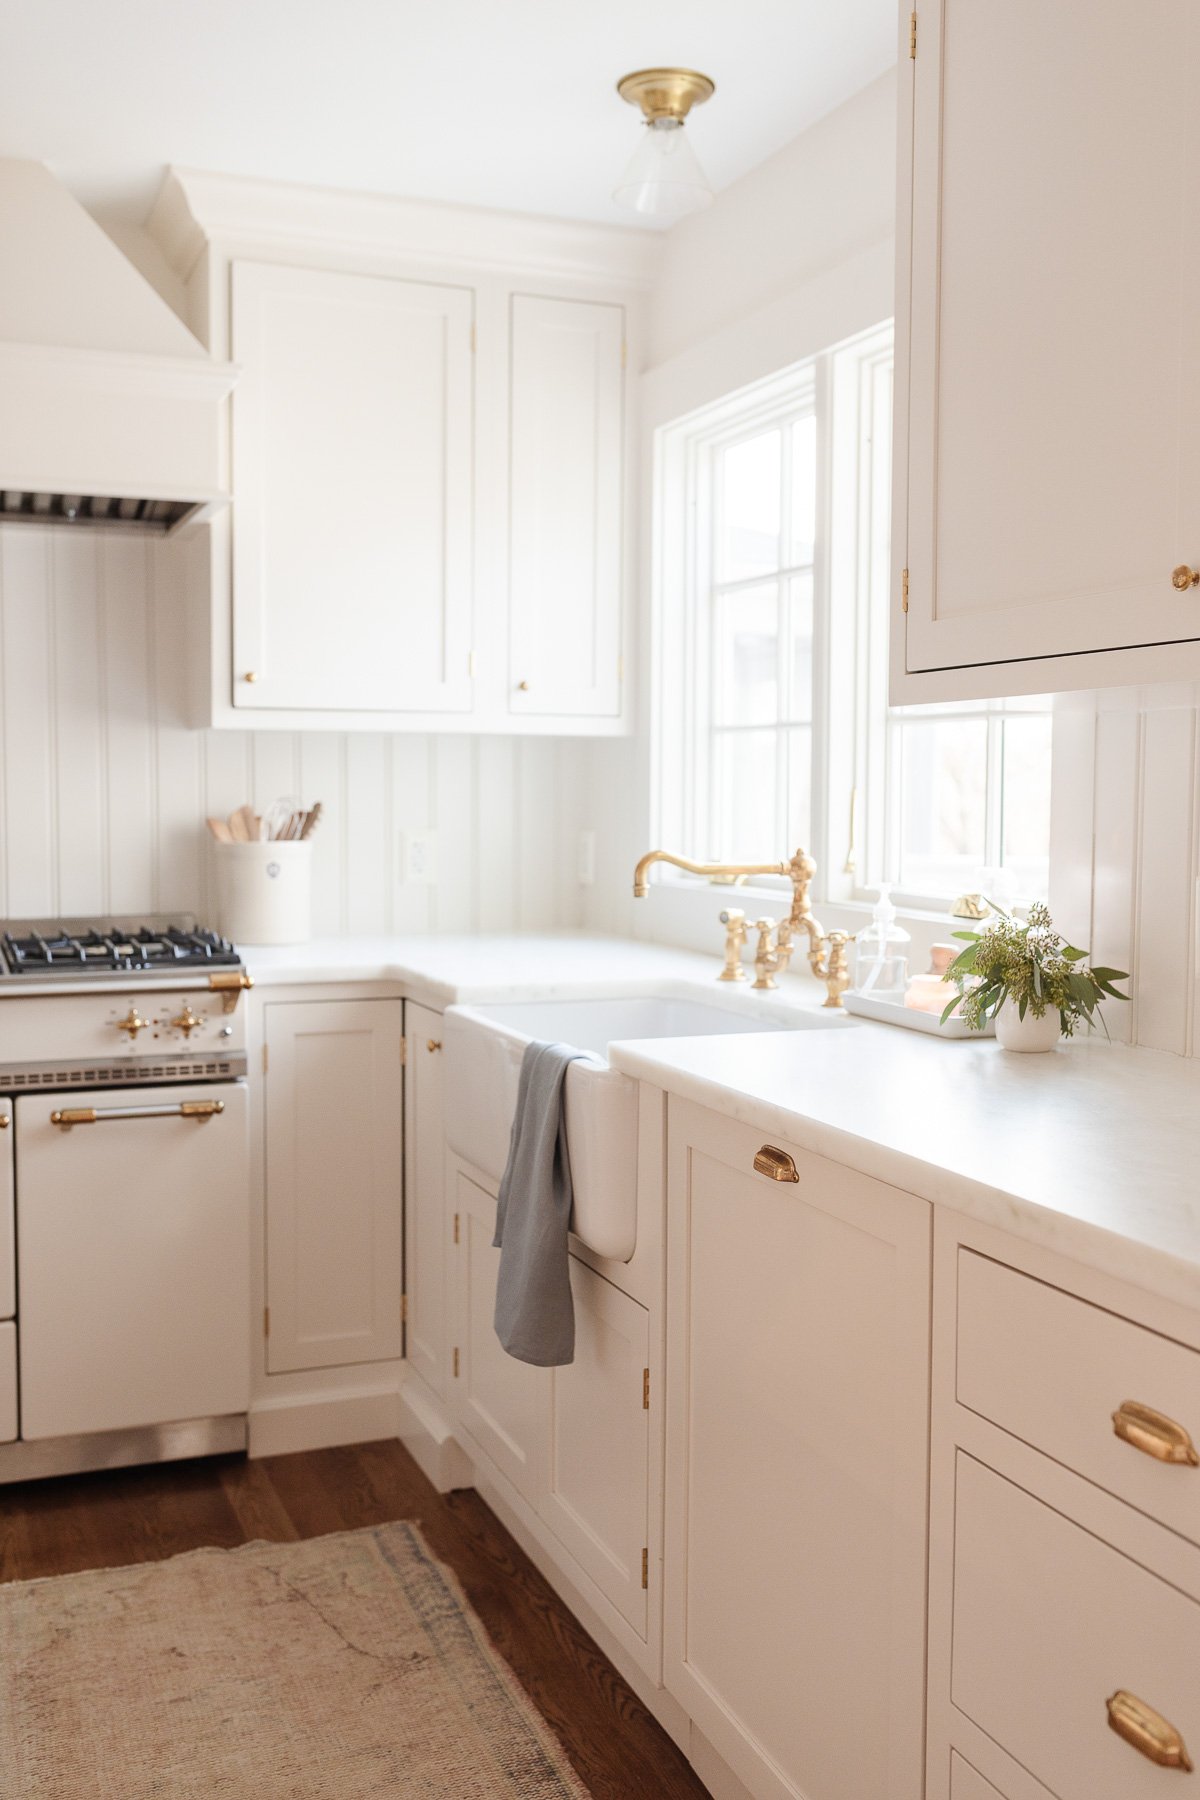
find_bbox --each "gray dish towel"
[493,1039,588,1367]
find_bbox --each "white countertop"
[610,1025,1200,1311]
[243,931,1200,1310]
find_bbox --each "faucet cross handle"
[752,917,780,990]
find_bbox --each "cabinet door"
[0,1101,12,1320]
[264,1000,403,1373]
[540,1258,650,1637]
[508,294,624,719]
[452,1164,548,1505]
[900,2,1200,687]
[404,1004,447,1395]
[664,1098,930,1800]
[231,260,474,714]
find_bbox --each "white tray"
[841,990,995,1038]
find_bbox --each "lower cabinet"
[264,998,404,1373]
[404,1006,447,1395]
[950,1753,1009,1800]
[663,1098,931,1800]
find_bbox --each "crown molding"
[148,166,663,290]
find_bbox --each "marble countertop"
[610,1025,1200,1310]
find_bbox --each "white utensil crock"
[214,840,313,945]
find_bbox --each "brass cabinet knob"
[171,1005,201,1039]
[244,670,259,683]
[517,680,530,691]
[426,1038,442,1052]
[0,1115,9,1128]
[1107,1690,1193,1771]
[1112,1399,1199,1465]
[115,1009,149,1040]
[753,1145,799,1183]
[1172,565,1200,590]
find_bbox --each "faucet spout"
[632,849,788,898]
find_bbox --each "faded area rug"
[0,1520,590,1798]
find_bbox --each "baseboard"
[248,1381,401,1458]
[689,1724,759,1800]
[397,1372,473,1493]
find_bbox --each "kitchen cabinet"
[0,1324,14,1444]
[663,1098,930,1800]
[404,1005,447,1396]
[0,1102,12,1320]
[894,0,1200,700]
[230,260,474,715]
[508,295,624,720]
[263,999,403,1373]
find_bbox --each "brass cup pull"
[1172,565,1200,591]
[753,1145,799,1183]
[1107,1690,1194,1771]
[1112,1399,1199,1466]
[426,1039,442,1053]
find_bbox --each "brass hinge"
[263,1306,270,1337]
[901,567,910,614]
[453,1347,460,1378]
[453,1212,460,1245]
[262,1043,269,1075]
[642,1367,650,1410]
[400,1036,408,1066]
[909,11,917,56]
[641,1547,649,1590]
[470,322,477,353]
[401,1293,408,1324]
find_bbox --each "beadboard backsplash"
[0,526,587,937]
[1051,687,1200,1057]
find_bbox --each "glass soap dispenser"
[853,884,911,999]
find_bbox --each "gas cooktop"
[0,915,241,980]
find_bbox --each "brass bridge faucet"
[632,848,852,1009]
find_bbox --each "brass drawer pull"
[1107,1690,1193,1771]
[1112,1400,1199,1467]
[753,1145,799,1183]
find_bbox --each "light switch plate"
[400,831,438,886]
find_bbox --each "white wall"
[0,525,587,936]
[583,70,898,947]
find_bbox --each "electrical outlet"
[577,829,597,886]
[400,831,438,886]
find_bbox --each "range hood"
[0,160,235,534]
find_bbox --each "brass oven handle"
[753,1145,799,1183]
[1107,1690,1194,1771]
[50,1100,225,1128]
[1112,1400,1199,1467]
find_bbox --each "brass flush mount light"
[613,67,716,219]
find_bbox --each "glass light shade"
[613,120,713,219]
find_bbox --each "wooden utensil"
[227,808,249,843]
[206,817,234,843]
[299,802,323,840]
[235,804,261,843]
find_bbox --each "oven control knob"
[115,1009,149,1040]
[171,1005,201,1038]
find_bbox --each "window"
[655,325,1052,913]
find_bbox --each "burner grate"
[1,920,241,978]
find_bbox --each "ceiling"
[0,1,896,232]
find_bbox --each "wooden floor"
[0,1438,710,1799]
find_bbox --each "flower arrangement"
[940,902,1128,1037]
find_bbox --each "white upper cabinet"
[508,295,624,719]
[231,261,474,715]
[895,0,1200,699]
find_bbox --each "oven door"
[15,1082,249,1441]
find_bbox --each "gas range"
[0,914,250,1092]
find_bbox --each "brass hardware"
[115,1008,149,1040]
[1172,565,1200,591]
[643,1368,650,1410]
[1107,1690,1193,1771]
[718,908,748,982]
[901,566,910,612]
[427,1038,443,1053]
[171,1004,201,1038]
[453,1212,460,1245]
[951,893,990,920]
[244,671,258,683]
[0,1115,9,1129]
[616,68,715,123]
[50,1099,224,1128]
[262,1043,269,1075]
[264,1306,270,1337]
[641,1547,649,1589]
[1112,1399,1199,1467]
[517,680,530,691]
[909,12,917,57]
[453,1347,460,1378]
[753,1145,799,1183]
[621,340,628,371]
[209,969,253,1013]
[752,917,780,990]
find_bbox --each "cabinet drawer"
[953,1454,1200,1798]
[957,1252,1200,1544]
[0,1322,15,1442]
[950,1753,1008,1800]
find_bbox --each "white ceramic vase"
[994,1001,1061,1053]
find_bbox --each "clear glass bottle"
[854,884,911,998]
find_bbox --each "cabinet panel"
[0,1323,16,1444]
[0,1103,12,1319]
[950,1753,1009,1800]
[541,1258,649,1637]
[453,1165,548,1504]
[404,1004,447,1395]
[953,1453,1200,1800]
[231,260,473,713]
[508,295,623,719]
[900,1,1200,688]
[664,1099,930,1800]
[264,1000,403,1373]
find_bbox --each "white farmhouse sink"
[443,991,846,1263]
